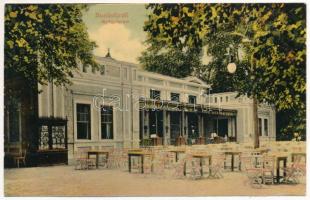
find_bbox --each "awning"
[139,98,237,117]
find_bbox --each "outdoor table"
[128,148,143,152]
[191,153,212,178]
[224,151,242,171]
[128,151,153,173]
[87,150,109,169]
[168,149,186,162]
[257,148,270,154]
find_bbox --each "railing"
[139,136,237,147]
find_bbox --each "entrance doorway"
[187,113,199,139]
[149,110,163,137]
[170,111,181,140]
[214,119,228,137]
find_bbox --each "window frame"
[264,118,269,136]
[150,89,161,100]
[100,64,105,75]
[75,103,92,141]
[170,92,180,102]
[100,105,114,140]
[188,95,197,104]
[258,118,262,136]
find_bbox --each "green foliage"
[139,45,202,78]
[5,4,97,88]
[143,3,306,137]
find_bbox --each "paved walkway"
[4,166,306,196]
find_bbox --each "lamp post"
[226,45,259,149]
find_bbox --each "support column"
[198,114,202,137]
[184,113,188,139]
[141,110,145,139]
[201,114,205,137]
[145,111,150,138]
[167,112,171,145]
[234,116,237,141]
[230,117,234,137]
[163,110,167,145]
[181,110,185,137]
[228,118,232,137]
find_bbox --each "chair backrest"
[240,156,253,170]
[212,153,225,166]
[76,146,91,158]
[22,148,27,158]
[263,156,275,169]
[8,147,21,156]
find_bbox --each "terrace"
[4,141,306,196]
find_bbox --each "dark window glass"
[150,89,160,100]
[214,97,217,103]
[171,93,180,102]
[8,103,20,142]
[149,110,163,137]
[82,65,87,73]
[91,66,96,73]
[258,118,262,136]
[100,65,105,75]
[77,104,91,139]
[264,119,268,136]
[188,95,196,104]
[101,106,113,139]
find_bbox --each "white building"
[4,53,276,165]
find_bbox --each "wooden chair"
[13,149,27,168]
[262,156,275,184]
[209,153,225,179]
[282,155,306,184]
[74,147,96,170]
[189,157,202,180]
[173,156,187,179]
[241,156,264,188]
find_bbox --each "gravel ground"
[4,165,306,196]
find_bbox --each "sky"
[83,4,211,64]
[83,4,148,64]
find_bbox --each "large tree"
[5,4,97,89]
[139,44,202,78]
[143,3,306,138]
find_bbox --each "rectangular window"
[226,96,229,102]
[214,97,217,103]
[91,66,96,73]
[101,106,113,139]
[82,65,87,73]
[8,103,20,142]
[258,118,262,136]
[100,65,105,75]
[188,95,196,104]
[77,104,91,140]
[264,119,268,136]
[150,89,161,100]
[170,93,180,102]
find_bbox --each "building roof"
[94,54,210,88]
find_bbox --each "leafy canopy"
[5,4,98,88]
[143,3,306,136]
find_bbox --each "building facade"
[4,54,276,165]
